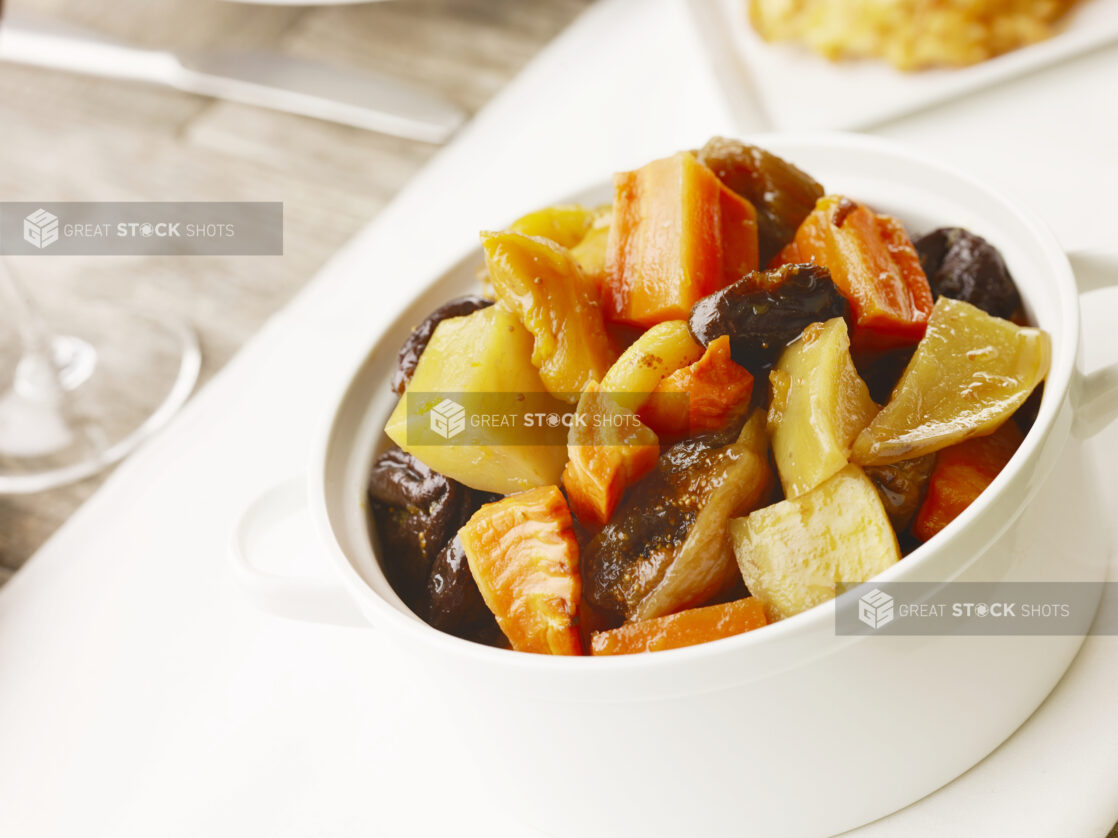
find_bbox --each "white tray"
[688,0,1118,130]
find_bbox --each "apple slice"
[458,486,583,655]
[730,464,900,621]
[852,296,1049,466]
[767,317,878,498]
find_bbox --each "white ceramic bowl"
[236,135,1118,837]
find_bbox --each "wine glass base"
[0,304,201,494]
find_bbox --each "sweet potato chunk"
[913,420,1023,542]
[459,486,583,655]
[482,231,617,402]
[590,597,767,655]
[604,152,759,328]
[641,335,754,437]
[785,195,933,350]
[562,382,660,527]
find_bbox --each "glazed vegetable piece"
[509,203,596,248]
[584,412,773,622]
[687,263,850,374]
[730,464,900,622]
[561,382,660,527]
[426,534,501,640]
[482,231,617,402]
[385,305,569,494]
[783,196,934,351]
[590,597,767,655]
[852,297,1049,466]
[640,335,754,438]
[599,320,705,413]
[568,205,612,289]
[458,486,583,655]
[697,136,824,265]
[367,448,476,606]
[767,318,878,498]
[391,296,494,396]
[604,151,759,328]
[913,420,1023,542]
[863,455,936,532]
[915,227,1022,320]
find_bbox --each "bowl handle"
[229,476,368,627]
[1071,250,1118,438]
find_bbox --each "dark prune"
[688,263,850,374]
[367,448,474,608]
[391,295,493,395]
[915,228,1021,320]
[584,416,767,622]
[697,137,824,265]
[856,345,916,406]
[425,534,500,640]
[863,455,936,532]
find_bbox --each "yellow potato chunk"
[385,306,569,495]
[768,318,878,498]
[852,297,1049,466]
[730,464,900,622]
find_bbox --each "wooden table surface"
[0,0,591,582]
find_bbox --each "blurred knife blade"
[0,15,467,143]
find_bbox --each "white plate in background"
[222,0,380,5]
[688,0,1118,130]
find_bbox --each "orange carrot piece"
[787,195,933,351]
[604,152,758,329]
[562,382,660,527]
[459,486,583,655]
[719,178,761,282]
[639,335,754,437]
[912,421,1024,542]
[590,597,767,655]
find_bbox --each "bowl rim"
[310,131,1079,672]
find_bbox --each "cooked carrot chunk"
[785,195,933,351]
[604,152,758,329]
[562,382,660,527]
[912,420,1024,542]
[458,486,584,655]
[590,597,766,655]
[640,335,754,437]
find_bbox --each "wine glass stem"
[0,259,63,400]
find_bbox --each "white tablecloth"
[1,1,1116,835]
